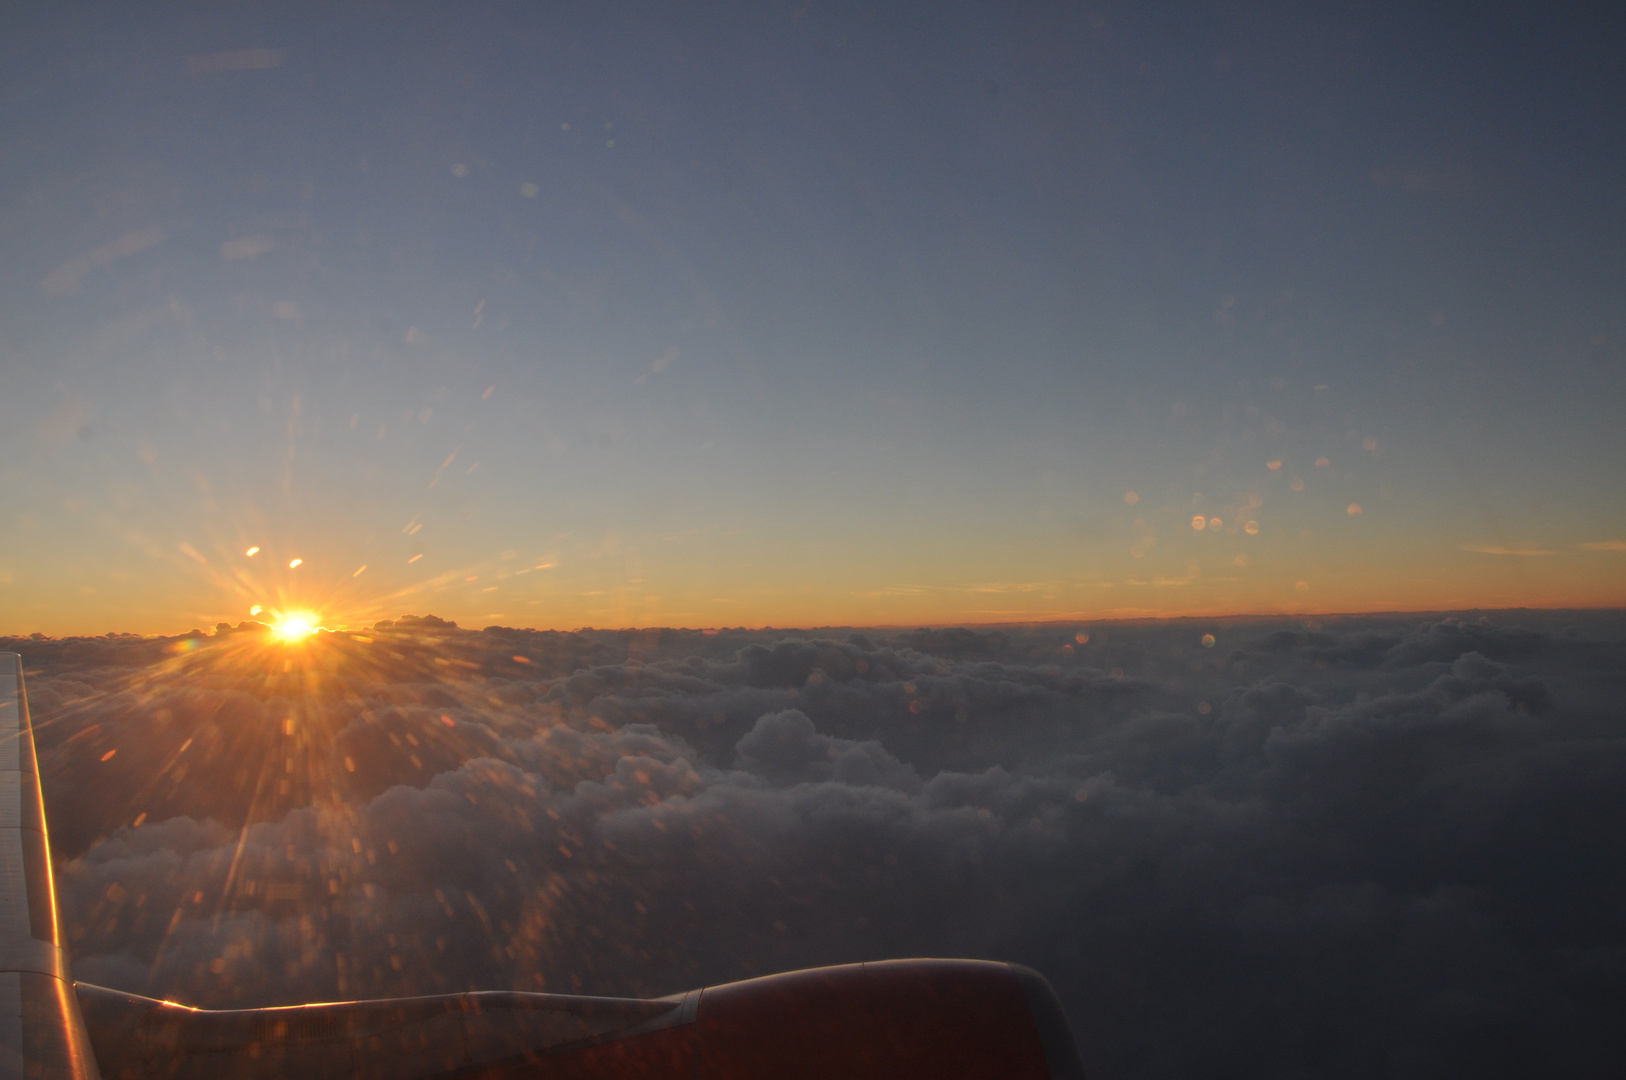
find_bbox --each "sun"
[270,611,321,642]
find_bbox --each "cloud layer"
[8,611,1625,1077]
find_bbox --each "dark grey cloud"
[7,611,1626,1077]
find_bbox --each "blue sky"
[2,1,1623,633]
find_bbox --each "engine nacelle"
[499,958,1083,1080]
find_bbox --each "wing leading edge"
[75,983,696,1080]
[1,654,101,1080]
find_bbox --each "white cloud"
[11,611,1623,1073]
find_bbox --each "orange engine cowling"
[512,959,1084,1080]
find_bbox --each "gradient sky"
[2,1,1623,636]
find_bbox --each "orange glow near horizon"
[3,509,1626,638]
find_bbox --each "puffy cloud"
[6,611,1625,1077]
[734,710,920,791]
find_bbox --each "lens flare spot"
[245,546,260,557]
[1208,517,1223,531]
[1192,515,1207,531]
[1123,491,1139,505]
[1267,460,1282,471]
[288,558,303,569]
[1075,632,1090,644]
[1245,520,1260,535]
[250,605,263,616]
[1201,634,1216,648]
[1347,503,1363,516]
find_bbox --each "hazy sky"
[3,1,1623,635]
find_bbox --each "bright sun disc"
[271,612,320,642]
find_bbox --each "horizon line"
[6,603,1625,642]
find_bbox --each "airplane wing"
[2,654,1085,1080]
[1,653,101,1080]
[74,981,697,1079]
